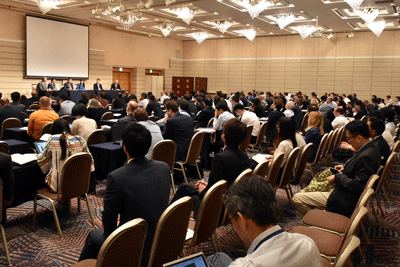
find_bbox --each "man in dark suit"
[0,98,23,128]
[292,104,304,131]
[36,76,47,98]
[63,78,74,90]
[265,98,284,141]
[47,78,56,90]
[113,92,126,110]
[10,92,26,112]
[368,117,390,165]
[0,153,14,226]
[111,101,137,142]
[170,118,254,216]
[110,79,121,90]
[163,101,194,162]
[28,91,39,104]
[79,123,171,267]
[145,95,164,120]
[301,94,311,110]
[183,94,197,117]
[240,92,249,107]
[194,97,214,129]
[93,78,103,92]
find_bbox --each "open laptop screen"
[163,252,208,267]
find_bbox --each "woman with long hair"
[305,111,325,162]
[86,98,106,127]
[37,118,94,192]
[269,117,297,168]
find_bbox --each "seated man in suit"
[63,78,74,90]
[79,123,171,266]
[170,118,254,216]
[113,92,126,110]
[194,97,214,129]
[10,92,26,112]
[0,98,23,129]
[93,78,103,92]
[145,95,164,120]
[111,101,137,142]
[110,79,121,90]
[162,101,194,162]
[36,77,47,98]
[293,121,381,218]
[368,117,390,165]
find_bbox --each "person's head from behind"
[276,117,297,147]
[381,107,395,122]
[51,100,61,113]
[273,98,283,111]
[126,101,138,114]
[333,107,344,117]
[307,111,325,135]
[72,103,87,117]
[222,118,246,147]
[285,101,295,110]
[252,98,261,107]
[231,95,240,104]
[233,103,245,117]
[307,104,319,113]
[122,123,152,159]
[149,95,156,102]
[166,101,179,116]
[60,94,70,102]
[39,96,51,109]
[133,108,149,122]
[81,92,88,99]
[52,118,72,160]
[88,98,102,109]
[368,117,385,138]
[11,92,20,102]
[345,120,370,151]
[223,175,280,246]
[215,101,229,116]
[141,93,147,100]
[170,93,178,101]
[204,97,212,107]
[89,93,98,100]
[183,94,191,101]
[180,100,189,112]
[0,98,10,107]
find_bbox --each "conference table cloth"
[4,127,29,142]
[4,139,31,154]
[89,142,126,181]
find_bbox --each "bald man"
[111,101,138,142]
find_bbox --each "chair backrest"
[0,179,3,225]
[151,140,176,171]
[266,153,284,187]
[293,143,313,182]
[340,126,347,142]
[184,132,204,164]
[322,130,334,158]
[252,159,269,178]
[300,113,308,132]
[239,125,253,152]
[311,134,328,165]
[392,140,400,153]
[376,152,396,193]
[101,112,114,120]
[207,118,214,127]
[0,141,9,154]
[21,112,29,120]
[105,104,113,111]
[361,115,368,123]
[41,122,53,137]
[333,235,361,267]
[254,122,268,146]
[87,129,106,147]
[356,188,374,209]
[190,180,227,247]
[60,115,72,124]
[58,153,92,201]
[1,118,22,139]
[97,218,147,267]
[28,104,40,110]
[365,174,380,190]
[343,207,368,242]
[147,197,193,267]
[327,129,339,155]
[278,147,300,188]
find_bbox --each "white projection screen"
[26,15,89,79]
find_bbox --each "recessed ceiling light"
[193,21,196,23]
[328,29,332,31]
[84,1,90,3]
[398,25,400,27]
[394,13,399,16]
[142,26,145,27]
[390,3,395,5]
[270,32,274,34]
[299,11,304,13]
[155,18,159,21]
[343,16,348,19]
[325,0,331,3]
[189,3,192,5]
[312,19,316,21]
[214,12,218,14]
[246,23,250,25]
[288,4,294,7]
[96,16,100,18]
[257,28,260,29]
[229,17,232,19]
[220,35,224,37]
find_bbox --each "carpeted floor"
[0,167,399,266]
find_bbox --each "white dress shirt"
[241,111,260,137]
[331,115,349,130]
[138,98,149,108]
[159,94,170,104]
[213,111,235,131]
[284,109,294,118]
[385,122,396,137]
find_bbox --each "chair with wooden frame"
[392,140,400,153]
[86,129,106,147]
[321,235,361,267]
[101,112,114,120]
[252,159,269,178]
[105,104,113,111]
[248,122,268,153]
[60,115,72,124]
[40,122,53,137]
[306,134,329,177]
[21,112,29,120]
[320,130,334,166]
[185,180,227,253]
[147,197,192,267]
[300,113,309,133]
[293,143,313,188]
[174,132,204,184]
[0,179,12,266]
[0,141,9,154]
[265,153,285,188]
[1,118,22,140]
[33,153,95,239]
[72,218,147,267]
[151,140,177,193]
[239,125,253,152]
[207,118,214,127]
[275,147,300,204]
[28,104,40,110]
[323,129,339,166]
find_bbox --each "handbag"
[303,167,336,192]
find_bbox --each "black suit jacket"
[324,116,333,135]
[372,135,390,165]
[194,106,214,128]
[0,105,22,128]
[110,83,121,90]
[163,112,194,161]
[265,109,284,141]
[86,107,106,127]
[326,141,381,217]
[187,102,198,117]
[79,98,89,105]
[48,83,55,90]
[145,101,164,118]
[102,157,170,266]
[292,106,304,131]
[63,82,73,90]
[354,109,367,120]
[0,153,14,226]
[113,98,126,110]
[241,97,249,107]
[93,83,103,91]
[111,114,136,141]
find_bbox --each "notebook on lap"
[163,252,209,267]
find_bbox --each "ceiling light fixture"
[160,21,175,37]
[295,25,316,39]
[354,8,379,24]
[211,20,233,34]
[344,0,364,10]
[36,0,63,14]
[118,12,141,30]
[175,7,197,25]
[190,32,210,44]
[233,0,274,19]
[326,32,334,39]
[275,14,295,30]
[238,29,256,41]
[165,0,176,6]
[367,20,385,37]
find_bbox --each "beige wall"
[182,31,400,100]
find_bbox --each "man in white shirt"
[234,104,260,143]
[386,95,393,106]
[159,91,169,104]
[331,107,349,129]
[284,101,295,118]
[138,93,149,108]
[206,175,322,267]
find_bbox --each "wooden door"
[195,77,207,93]
[172,77,194,98]
[112,67,133,93]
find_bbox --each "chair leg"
[77,197,81,212]
[195,162,202,180]
[49,200,63,239]
[84,193,96,229]
[1,225,12,266]
[284,188,294,206]
[211,232,221,252]
[178,163,189,184]
[259,144,263,154]
[170,172,176,194]
[369,198,380,226]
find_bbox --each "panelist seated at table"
[110,79,121,90]
[0,98,23,128]
[47,78,56,90]
[111,101,137,142]
[63,78,74,90]
[93,78,103,92]
[86,99,106,128]
[71,104,97,141]
[76,80,85,90]
[27,96,59,145]
[37,118,94,193]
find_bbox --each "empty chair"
[265,153,284,188]
[252,159,269,178]
[239,125,253,152]
[292,143,313,187]
[275,147,300,204]
[33,153,95,239]
[28,104,40,110]
[151,140,177,193]
[248,122,268,153]
[101,112,114,120]
[86,129,106,147]
[0,141,8,154]
[60,115,72,124]
[40,122,53,137]
[72,219,147,267]
[147,197,192,267]
[1,117,22,140]
[321,235,361,267]
[174,132,204,184]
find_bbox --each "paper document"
[20,127,28,131]
[40,134,51,141]
[108,119,118,122]
[185,229,194,241]
[11,153,37,165]
[252,153,272,164]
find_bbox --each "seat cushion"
[290,226,342,257]
[302,210,349,234]
[70,259,96,267]
[37,187,60,200]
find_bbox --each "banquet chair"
[321,235,361,267]
[105,104,113,111]
[101,112,114,120]
[151,140,177,193]
[185,180,227,253]
[275,147,300,204]
[28,104,40,110]
[147,197,192,267]
[392,140,400,153]
[40,122,53,137]
[21,112,29,120]
[293,143,313,188]
[306,134,328,177]
[72,218,147,267]
[33,153,95,239]
[86,129,106,147]
[300,113,309,133]
[239,125,253,152]
[252,159,269,178]
[60,115,72,124]
[248,122,268,153]
[0,179,12,266]
[207,118,214,127]
[264,153,284,188]
[1,118,22,140]
[174,132,204,184]
[0,141,9,154]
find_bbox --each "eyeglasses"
[346,135,355,142]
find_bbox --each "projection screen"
[26,15,89,79]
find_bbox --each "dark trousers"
[250,135,257,144]
[170,184,202,218]
[79,229,107,261]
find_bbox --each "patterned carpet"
[0,168,399,266]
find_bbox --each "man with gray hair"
[111,100,138,142]
[284,101,295,118]
[36,77,47,98]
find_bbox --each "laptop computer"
[163,252,209,267]
[34,141,47,154]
